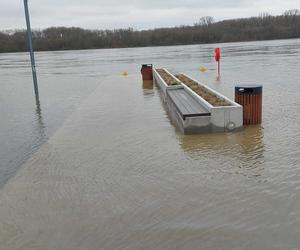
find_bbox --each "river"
[0,39,300,249]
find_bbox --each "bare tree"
[283,9,300,16]
[196,16,215,26]
[259,12,271,19]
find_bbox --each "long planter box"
[154,68,243,133]
[178,74,243,132]
[153,68,183,99]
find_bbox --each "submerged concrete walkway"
[0,75,188,250]
[0,75,299,250]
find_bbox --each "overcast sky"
[0,0,299,30]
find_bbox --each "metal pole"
[23,0,39,99]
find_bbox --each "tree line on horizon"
[0,10,299,53]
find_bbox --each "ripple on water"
[1,39,300,249]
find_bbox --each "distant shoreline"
[1,37,299,55]
[1,11,299,54]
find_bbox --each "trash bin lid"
[142,64,153,67]
[235,84,262,94]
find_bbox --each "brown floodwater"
[0,39,300,249]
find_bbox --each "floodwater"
[0,39,300,249]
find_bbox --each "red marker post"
[214,48,221,79]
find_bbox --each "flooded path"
[0,39,300,249]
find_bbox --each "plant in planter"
[156,69,181,86]
[175,74,231,107]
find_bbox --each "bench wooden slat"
[167,89,211,120]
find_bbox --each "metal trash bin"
[141,64,153,81]
[235,85,263,125]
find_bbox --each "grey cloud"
[0,0,298,30]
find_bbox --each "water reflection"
[35,98,46,141]
[178,125,265,176]
[142,80,154,89]
[235,125,264,156]
[0,98,47,188]
[142,80,154,97]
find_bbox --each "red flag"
[215,48,221,62]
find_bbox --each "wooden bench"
[167,88,211,120]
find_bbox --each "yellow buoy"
[200,67,207,73]
[122,71,128,77]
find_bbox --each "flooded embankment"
[0,39,300,249]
